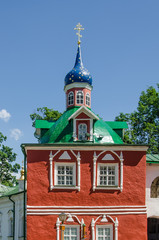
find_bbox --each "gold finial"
[20,160,24,180]
[74,23,84,45]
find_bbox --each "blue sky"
[0,1,158,172]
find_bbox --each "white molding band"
[27,205,147,216]
[93,152,97,191]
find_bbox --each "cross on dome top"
[74,23,84,45]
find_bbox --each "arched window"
[68,92,74,106]
[151,177,159,198]
[76,91,84,104]
[86,93,90,106]
[78,123,87,141]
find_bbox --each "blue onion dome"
[65,45,92,86]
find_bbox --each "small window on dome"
[76,91,84,104]
[86,93,90,106]
[68,92,74,106]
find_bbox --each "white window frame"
[96,224,113,240]
[86,93,90,106]
[76,91,84,104]
[64,225,80,240]
[68,91,74,106]
[97,163,118,187]
[54,162,76,187]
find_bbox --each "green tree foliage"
[115,85,159,154]
[30,107,62,127]
[0,132,20,186]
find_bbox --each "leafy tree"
[115,85,159,154]
[30,107,62,127]
[0,132,20,186]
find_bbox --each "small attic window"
[78,123,87,141]
[76,91,84,104]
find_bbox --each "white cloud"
[10,129,23,141]
[0,109,11,122]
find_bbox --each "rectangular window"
[55,163,76,186]
[64,226,79,240]
[97,164,118,187]
[96,225,113,240]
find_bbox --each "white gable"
[59,151,71,160]
[68,106,99,120]
[102,154,115,161]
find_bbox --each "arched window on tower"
[76,91,84,104]
[86,93,90,106]
[151,177,159,198]
[68,91,74,106]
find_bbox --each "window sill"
[95,186,120,190]
[51,185,79,190]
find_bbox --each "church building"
[22,24,148,240]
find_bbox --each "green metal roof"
[106,121,128,129]
[146,154,159,164]
[40,107,124,144]
[0,184,19,198]
[35,120,55,129]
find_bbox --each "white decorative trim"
[90,119,93,141]
[93,152,97,191]
[91,218,95,240]
[77,152,81,191]
[49,151,60,190]
[93,215,118,240]
[24,145,148,152]
[120,152,124,192]
[102,154,115,160]
[56,217,60,240]
[93,150,124,192]
[50,150,81,191]
[64,82,93,92]
[59,151,71,160]
[68,106,99,121]
[27,205,147,209]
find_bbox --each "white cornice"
[23,145,148,152]
[64,82,93,92]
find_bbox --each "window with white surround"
[68,92,74,106]
[76,91,84,104]
[96,225,113,240]
[97,163,118,187]
[78,123,87,141]
[64,226,80,240]
[86,93,90,106]
[54,162,76,186]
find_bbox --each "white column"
[115,217,119,240]
[77,152,81,191]
[90,119,93,141]
[120,152,124,192]
[81,218,84,239]
[93,152,97,191]
[49,151,53,190]
[91,218,95,240]
[56,217,61,240]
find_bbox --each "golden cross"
[74,23,84,45]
